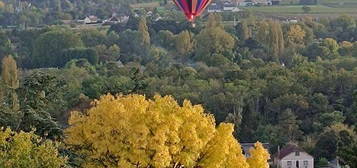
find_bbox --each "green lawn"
[242,5,357,15]
[130,2,160,9]
[319,0,357,3]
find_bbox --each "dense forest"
[0,0,357,167]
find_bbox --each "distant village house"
[78,15,100,24]
[103,15,129,25]
[274,144,314,168]
[208,1,240,13]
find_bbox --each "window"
[304,161,308,165]
[295,151,300,156]
[296,161,300,168]
[287,161,292,166]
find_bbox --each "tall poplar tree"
[138,17,150,48]
[1,55,19,110]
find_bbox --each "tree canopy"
[65,94,257,168]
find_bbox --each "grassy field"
[242,5,357,16]
[319,0,357,3]
[130,2,160,9]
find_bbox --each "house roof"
[208,3,223,10]
[86,15,98,21]
[276,144,309,159]
[253,0,269,4]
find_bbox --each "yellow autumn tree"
[0,1,4,9]
[138,17,150,48]
[247,142,270,168]
[0,128,66,167]
[198,123,249,168]
[65,94,254,168]
[1,56,19,89]
[1,55,19,111]
[287,24,306,46]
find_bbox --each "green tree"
[195,17,235,65]
[269,21,285,61]
[235,20,251,40]
[338,141,357,168]
[82,76,135,99]
[119,30,143,62]
[175,30,194,61]
[256,21,284,61]
[0,128,66,167]
[319,111,345,128]
[61,48,98,66]
[330,15,356,32]
[278,109,302,142]
[315,124,356,160]
[94,44,121,63]
[0,31,13,63]
[18,71,65,138]
[80,29,107,47]
[155,30,175,49]
[32,30,83,68]
[339,41,354,56]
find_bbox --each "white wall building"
[275,144,314,168]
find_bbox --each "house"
[223,1,241,11]
[103,14,130,25]
[253,0,272,5]
[275,144,314,168]
[272,0,281,5]
[223,1,235,10]
[80,15,100,24]
[239,1,255,6]
[208,3,223,13]
[208,1,240,13]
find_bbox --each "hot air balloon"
[173,0,212,22]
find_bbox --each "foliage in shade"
[18,71,65,139]
[32,30,83,68]
[61,48,98,66]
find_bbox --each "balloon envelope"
[173,0,212,21]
